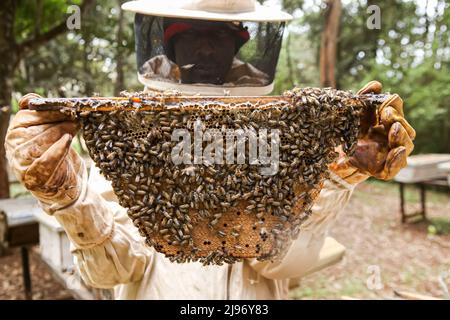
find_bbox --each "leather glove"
[329,81,416,184]
[5,93,85,212]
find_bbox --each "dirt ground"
[0,247,72,300]
[1,180,449,300]
[290,180,450,299]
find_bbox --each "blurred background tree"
[0,0,95,198]
[0,0,449,197]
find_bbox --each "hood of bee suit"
[123,0,292,96]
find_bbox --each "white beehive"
[395,154,450,183]
[33,209,73,272]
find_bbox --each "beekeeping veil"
[122,0,293,96]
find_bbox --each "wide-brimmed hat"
[122,0,293,22]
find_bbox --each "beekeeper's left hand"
[329,81,416,184]
[5,93,85,212]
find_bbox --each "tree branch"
[17,0,94,56]
[19,22,66,54]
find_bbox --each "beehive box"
[34,208,73,272]
[0,198,39,253]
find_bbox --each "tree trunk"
[0,73,13,199]
[319,0,342,88]
[0,1,18,198]
[114,0,125,95]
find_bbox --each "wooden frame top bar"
[26,93,388,112]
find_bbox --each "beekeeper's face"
[165,19,246,85]
[172,25,237,85]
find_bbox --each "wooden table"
[397,178,449,223]
[395,154,450,223]
[0,198,40,299]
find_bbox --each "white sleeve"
[47,164,153,289]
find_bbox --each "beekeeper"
[5,0,416,299]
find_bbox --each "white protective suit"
[49,160,354,300]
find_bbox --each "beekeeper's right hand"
[5,93,85,212]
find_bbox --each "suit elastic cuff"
[328,171,361,190]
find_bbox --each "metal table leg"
[21,246,32,300]
[399,183,405,223]
[419,183,427,220]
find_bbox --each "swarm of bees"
[75,87,366,265]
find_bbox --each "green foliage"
[13,0,141,102]
[14,0,82,42]
[428,217,450,235]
